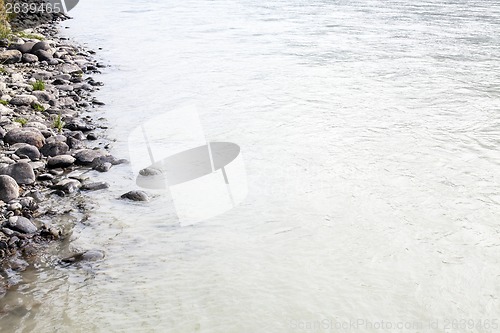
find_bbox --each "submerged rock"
[0,175,19,202]
[81,181,110,191]
[121,190,149,202]
[61,250,104,264]
[52,179,81,194]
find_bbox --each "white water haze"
[1,0,500,332]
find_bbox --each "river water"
[2,0,500,332]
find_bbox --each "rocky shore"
[0,11,124,297]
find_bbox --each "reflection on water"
[2,0,500,332]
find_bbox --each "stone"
[61,250,104,264]
[86,132,98,140]
[33,49,52,62]
[15,42,35,54]
[0,50,22,64]
[52,179,81,194]
[8,202,22,211]
[37,173,54,181]
[0,175,19,202]
[0,127,5,139]
[91,155,125,167]
[31,91,54,103]
[40,141,69,157]
[65,120,94,132]
[9,95,37,106]
[19,197,37,210]
[81,181,110,191]
[93,162,111,172]
[47,155,75,168]
[59,63,82,74]
[74,149,107,165]
[22,53,38,63]
[139,167,163,176]
[6,216,37,234]
[15,145,40,161]
[31,41,51,53]
[0,162,36,185]
[121,190,149,202]
[66,137,84,149]
[4,128,45,148]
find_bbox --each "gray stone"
[93,162,111,172]
[0,127,6,139]
[31,90,54,103]
[40,141,69,157]
[66,137,84,149]
[65,120,94,132]
[74,149,107,165]
[52,179,81,194]
[121,190,149,202]
[0,175,19,202]
[33,49,52,62]
[15,145,40,161]
[139,167,163,176]
[47,155,75,168]
[31,41,51,53]
[81,181,110,191]
[0,162,36,185]
[6,216,37,234]
[4,128,45,148]
[22,53,38,63]
[15,42,35,54]
[0,50,22,64]
[59,63,82,74]
[9,95,37,106]
[37,173,54,181]
[61,250,104,264]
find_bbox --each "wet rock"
[93,162,111,172]
[65,120,94,132]
[22,53,38,63]
[47,155,75,168]
[86,132,98,140]
[9,95,37,107]
[8,202,22,211]
[52,179,81,194]
[74,149,107,165]
[0,175,19,202]
[4,128,45,148]
[61,250,105,264]
[91,155,125,167]
[37,173,54,181]
[0,162,36,185]
[40,141,69,157]
[15,144,40,161]
[139,167,163,176]
[5,216,37,234]
[0,50,22,64]
[67,131,86,141]
[81,181,110,191]
[19,197,38,210]
[121,190,149,202]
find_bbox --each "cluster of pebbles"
[0,18,139,296]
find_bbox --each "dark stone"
[121,190,149,202]
[33,49,53,62]
[91,155,125,167]
[74,149,107,165]
[52,179,81,194]
[15,42,35,54]
[31,41,51,53]
[65,121,95,132]
[47,155,75,168]
[0,162,36,185]
[139,167,163,176]
[9,95,37,106]
[81,181,110,191]
[93,162,111,172]
[61,250,104,264]
[22,53,38,63]
[86,132,98,140]
[15,145,40,161]
[66,137,84,149]
[37,173,54,181]
[6,216,37,234]
[40,141,69,157]
[0,175,19,202]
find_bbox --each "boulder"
[9,95,37,107]
[22,53,38,63]
[93,162,111,172]
[74,149,107,165]
[40,141,69,157]
[15,144,40,161]
[4,128,45,148]
[31,41,51,53]
[15,42,35,54]
[47,155,75,168]
[33,49,52,62]
[0,175,19,202]
[0,50,22,64]
[52,179,81,194]
[0,162,36,185]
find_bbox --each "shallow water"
[2,0,500,332]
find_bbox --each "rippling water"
[2,0,500,332]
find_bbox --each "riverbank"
[0,7,121,298]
